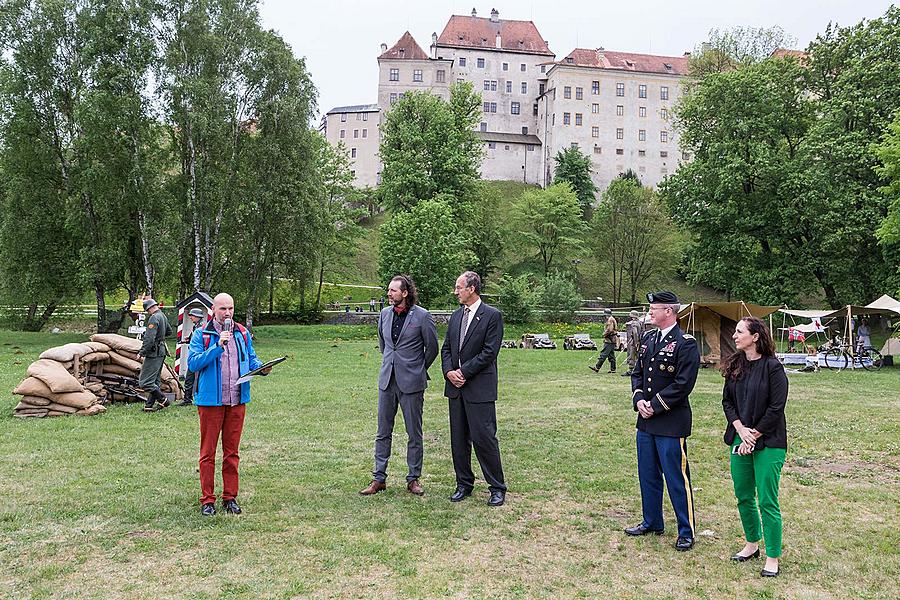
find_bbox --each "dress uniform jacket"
[630,325,700,437]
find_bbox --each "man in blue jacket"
[188,292,270,517]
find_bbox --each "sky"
[258,0,895,119]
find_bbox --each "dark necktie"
[459,307,471,349]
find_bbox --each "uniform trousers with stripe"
[636,429,696,538]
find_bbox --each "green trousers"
[138,355,165,394]
[730,444,786,558]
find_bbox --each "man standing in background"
[590,309,618,374]
[139,298,173,412]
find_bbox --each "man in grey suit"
[360,275,439,496]
[442,271,507,506]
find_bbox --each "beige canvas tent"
[677,302,781,364]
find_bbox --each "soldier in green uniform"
[139,298,173,412]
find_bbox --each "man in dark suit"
[360,275,439,496]
[441,271,507,507]
[625,291,700,551]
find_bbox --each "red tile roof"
[559,48,690,76]
[771,48,808,61]
[379,32,430,60]
[436,15,553,56]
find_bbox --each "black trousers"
[449,397,506,493]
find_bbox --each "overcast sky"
[258,0,895,118]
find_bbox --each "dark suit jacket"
[377,304,439,394]
[631,325,700,437]
[441,301,503,403]
[722,356,788,450]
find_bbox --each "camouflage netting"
[11,334,183,418]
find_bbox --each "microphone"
[223,318,233,346]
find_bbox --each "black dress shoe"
[449,488,472,502]
[675,536,694,551]
[588,365,600,373]
[732,548,760,562]
[222,499,242,514]
[624,523,664,536]
[488,491,505,506]
[201,502,216,516]
[760,568,779,577]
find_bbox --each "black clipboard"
[236,356,288,384]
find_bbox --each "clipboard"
[236,356,288,385]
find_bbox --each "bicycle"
[822,336,883,371]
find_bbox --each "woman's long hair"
[720,317,776,381]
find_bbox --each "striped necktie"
[459,307,471,349]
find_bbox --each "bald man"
[187,293,270,517]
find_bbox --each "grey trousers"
[373,376,424,483]
[595,342,617,371]
[138,355,165,394]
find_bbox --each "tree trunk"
[138,210,154,297]
[268,260,275,315]
[94,283,107,332]
[315,260,325,312]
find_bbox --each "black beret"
[647,291,679,304]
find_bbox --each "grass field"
[1,326,898,599]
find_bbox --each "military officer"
[138,298,173,412]
[625,291,700,551]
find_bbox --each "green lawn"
[1,326,898,599]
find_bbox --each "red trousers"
[198,404,246,505]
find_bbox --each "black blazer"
[722,356,788,449]
[441,302,503,403]
[631,325,700,438]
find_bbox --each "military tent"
[677,302,780,365]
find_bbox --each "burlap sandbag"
[90,334,142,354]
[26,359,83,393]
[81,351,109,363]
[117,349,142,362]
[84,341,111,353]
[13,377,96,408]
[46,410,69,417]
[18,395,51,406]
[39,343,94,362]
[101,363,139,378]
[83,381,104,393]
[45,402,78,414]
[15,401,46,411]
[108,351,142,372]
[14,410,48,418]
[76,404,106,416]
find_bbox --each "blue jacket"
[187,320,263,406]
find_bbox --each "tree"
[875,113,900,245]
[662,57,818,305]
[690,25,797,77]
[377,199,470,307]
[494,275,534,324]
[536,272,581,323]
[230,28,320,327]
[460,182,504,282]
[592,179,682,304]
[313,139,365,312]
[378,82,483,212]
[0,0,166,331]
[553,147,597,212]
[514,183,587,276]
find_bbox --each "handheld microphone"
[223,318,233,346]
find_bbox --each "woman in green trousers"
[721,317,788,577]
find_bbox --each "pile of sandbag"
[11,334,182,418]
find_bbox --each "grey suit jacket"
[378,304,439,394]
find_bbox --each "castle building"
[324,8,690,193]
